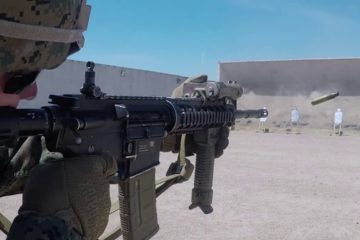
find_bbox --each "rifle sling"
[155,134,194,189]
[0,212,11,235]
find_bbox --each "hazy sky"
[72,0,360,79]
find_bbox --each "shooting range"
[2,58,360,240]
[219,58,360,131]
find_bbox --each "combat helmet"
[0,0,91,91]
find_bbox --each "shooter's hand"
[161,75,230,158]
[11,151,117,239]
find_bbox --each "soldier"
[0,1,118,239]
[0,1,229,239]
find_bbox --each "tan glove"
[161,75,230,158]
[161,75,207,153]
[170,74,208,99]
[15,143,117,239]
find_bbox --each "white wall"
[19,60,187,108]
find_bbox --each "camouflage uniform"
[0,1,116,240]
[1,136,116,240]
[0,0,85,74]
[7,212,81,240]
[0,137,84,239]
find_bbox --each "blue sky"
[72,0,360,79]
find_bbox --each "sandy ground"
[1,130,360,240]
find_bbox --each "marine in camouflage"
[0,1,95,239]
[0,0,84,74]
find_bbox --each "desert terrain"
[1,128,360,240]
[237,94,360,131]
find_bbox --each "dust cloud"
[236,91,360,130]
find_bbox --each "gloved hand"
[212,126,230,158]
[161,75,230,158]
[7,139,117,240]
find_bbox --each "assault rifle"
[0,62,268,240]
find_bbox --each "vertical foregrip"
[118,168,159,240]
[189,144,215,214]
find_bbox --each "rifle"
[0,62,268,240]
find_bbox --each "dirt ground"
[1,129,360,240]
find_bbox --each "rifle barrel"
[235,109,268,119]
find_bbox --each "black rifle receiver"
[0,62,268,240]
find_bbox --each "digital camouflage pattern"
[0,0,83,73]
[0,137,74,239]
[7,212,82,240]
[0,136,62,198]
[1,137,115,240]
[0,1,95,239]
